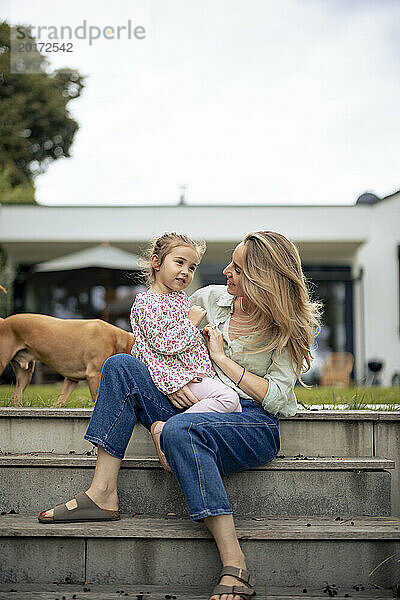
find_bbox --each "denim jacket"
[189,285,298,417]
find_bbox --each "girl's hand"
[202,323,225,362]
[167,384,200,409]
[188,305,207,327]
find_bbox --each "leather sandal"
[209,566,256,600]
[38,491,120,523]
[150,421,172,473]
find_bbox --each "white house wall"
[354,196,400,386]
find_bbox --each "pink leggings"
[185,376,242,413]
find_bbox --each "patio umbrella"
[35,243,141,274]
[33,244,143,320]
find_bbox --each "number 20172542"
[18,42,73,52]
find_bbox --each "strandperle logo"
[15,20,146,46]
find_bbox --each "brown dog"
[0,312,134,407]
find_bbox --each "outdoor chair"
[320,352,354,387]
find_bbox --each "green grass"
[295,386,400,410]
[0,384,93,408]
[0,383,399,409]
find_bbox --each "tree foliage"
[0,21,85,203]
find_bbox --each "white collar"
[216,288,235,308]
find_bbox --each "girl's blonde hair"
[240,231,322,383]
[142,232,206,287]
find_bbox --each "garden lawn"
[0,384,93,408]
[0,383,399,409]
[295,385,400,410]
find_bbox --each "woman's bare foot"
[40,487,119,518]
[150,421,172,473]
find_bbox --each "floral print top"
[130,290,215,394]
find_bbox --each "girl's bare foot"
[150,421,172,473]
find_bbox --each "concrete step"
[0,407,391,457]
[1,514,399,587]
[0,454,394,517]
[0,584,396,600]
[1,408,399,516]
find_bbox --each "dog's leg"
[10,359,35,406]
[54,378,78,407]
[0,339,12,380]
[0,358,10,379]
[86,368,101,403]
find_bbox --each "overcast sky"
[4,0,400,205]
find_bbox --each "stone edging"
[0,407,400,421]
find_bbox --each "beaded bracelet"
[236,367,246,387]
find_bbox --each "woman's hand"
[202,323,225,363]
[167,383,200,409]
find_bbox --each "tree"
[0,21,85,203]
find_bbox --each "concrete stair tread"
[2,407,400,421]
[1,514,399,540]
[0,584,395,599]
[0,453,395,470]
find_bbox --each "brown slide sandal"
[38,491,120,523]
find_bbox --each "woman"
[39,231,320,600]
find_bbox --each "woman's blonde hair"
[240,231,322,383]
[141,232,206,287]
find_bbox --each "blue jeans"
[85,354,280,521]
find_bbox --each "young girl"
[130,233,241,470]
